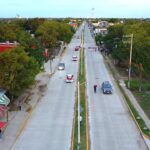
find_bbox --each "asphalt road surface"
[11,27,83,150]
[84,23,148,150]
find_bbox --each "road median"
[72,28,89,150]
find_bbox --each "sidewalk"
[0,54,62,150]
[103,54,150,149]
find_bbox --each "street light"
[49,56,53,73]
[44,48,53,73]
[123,34,133,89]
[77,82,80,150]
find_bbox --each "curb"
[70,80,78,150]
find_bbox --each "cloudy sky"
[0,0,150,18]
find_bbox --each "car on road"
[74,46,80,51]
[101,81,113,94]
[65,74,74,83]
[58,63,65,70]
[72,55,78,61]
[77,36,80,39]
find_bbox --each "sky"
[0,0,150,18]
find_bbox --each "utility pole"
[77,82,80,150]
[128,34,133,89]
[49,58,52,73]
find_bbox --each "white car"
[72,55,78,61]
[58,63,65,70]
[65,74,74,83]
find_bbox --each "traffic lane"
[60,45,80,79]
[12,65,77,150]
[88,95,148,150]
[84,38,148,149]
[11,29,82,150]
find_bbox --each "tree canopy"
[0,47,39,99]
[96,20,150,77]
[36,20,74,48]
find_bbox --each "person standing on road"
[94,84,97,93]
[0,129,2,139]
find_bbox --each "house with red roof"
[68,20,77,29]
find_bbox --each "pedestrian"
[93,84,97,93]
[18,100,22,111]
[0,129,2,139]
[18,105,21,111]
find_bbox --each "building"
[94,28,108,36]
[99,21,109,28]
[68,20,78,29]
[92,21,113,36]
[0,89,10,131]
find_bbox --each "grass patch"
[118,82,150,136]
[124,80,150,119]
[106,61,150,137]
[114,62,150,120]
[125,80,150,91]
[135,92,150,119]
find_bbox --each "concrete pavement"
[0,53,62,150]
[103,55,150,149]
[10,27,82,150]
[84,23,149,150]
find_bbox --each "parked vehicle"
[65,74,74,83]
[101,81,113,94]
[58,63,65,70]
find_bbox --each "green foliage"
[125,80,150,91]
[0,21,31,44]
[136,91,150,119]
[57,23,74,43]
[95,35,104,44]
[0,47,39,98]
[123,22,150,76]
[26,39,45,67]
[36,20,59,48]
[103,20,150,77]
[112,42,129,65]
[36,20,74,48]
[95,24,124,51]
[23,18,45,34]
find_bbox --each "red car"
[65,74,74,83]
[75,46,80,51]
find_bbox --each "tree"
[123,22,150,77]
[57,23,74,43]
[36,20,74,55]
[97,24,123,51]
[0,47,39,100]
[36,21,59,49]
[0,21,32,49]
[27,38,45,67]
[112,42,129,66]
[23,18,45,34]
